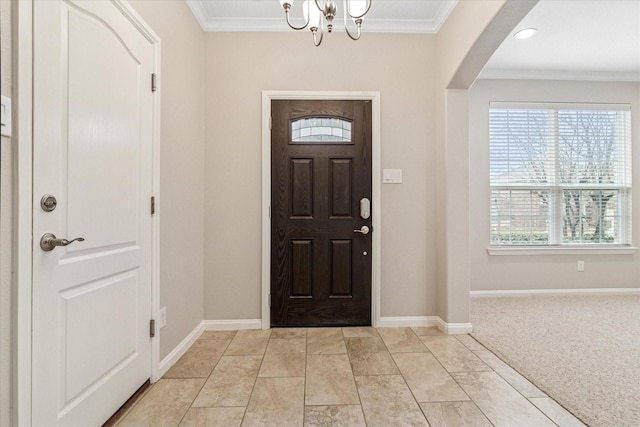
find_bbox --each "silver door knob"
[353,225,370,235]
[40,233,85,252]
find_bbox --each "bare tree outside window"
[559,111,618,243]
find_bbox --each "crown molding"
[185,0,209,30]
[479,68,640,83]
[186,0,457,34]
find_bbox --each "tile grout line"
[388,331,433,425]
[342,327,369,427]
[373,327,432,425]
[387,328,474,426]
[420,334,496,427]
[177,331,238,427]
[238,329,270,426]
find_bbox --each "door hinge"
[151,196,155,215]
[150,319,156,338]
[151,73,157,92]
[269,116,272,130]
[269,294,271,308]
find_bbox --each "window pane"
[562,190,619,243]
[291,117,353,143]
[558,110,627,186]
[491,189,549,245]
[490,109,551,186]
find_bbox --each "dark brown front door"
[271,100,372,327]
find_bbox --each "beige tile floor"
[114,327,586,427]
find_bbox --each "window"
[489,103,632,246]
[291,117,352,143]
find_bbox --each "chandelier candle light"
[279,0,372,46]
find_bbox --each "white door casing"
[31,1,159,425]
[261,91,382,329]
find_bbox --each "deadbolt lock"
[41,194,57,212]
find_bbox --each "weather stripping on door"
[40,233,85,252]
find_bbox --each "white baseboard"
[471,288,640,298]
[203,319,262,330]
[158,321,205,378]
[377,316,472,334]
[436,318,473,334]
[378,316,440,328]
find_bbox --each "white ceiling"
[186,0,640,81]
[481,0,640,81]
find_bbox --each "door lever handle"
[353,225,370,235]
[40,233,85,252]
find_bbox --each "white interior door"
[32,1,155,425]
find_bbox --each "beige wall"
[127,0,206,359]
[203,32,438,319]
[435,0,508,88]
[433,0,521,323]
[1,0,13,424]
[469,79,640,291]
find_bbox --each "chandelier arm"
[312,27,324,46]
[345,0,371,19]
[312,13,325,46]
[283,4,310,30]
[344,22,361,40]
[283,0,366,44]
[343,9,362,40]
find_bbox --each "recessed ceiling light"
[514,28,537,40]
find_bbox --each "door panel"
[330,159,353,217]
[271,100,372,327]
[32,1,154,425]
[291,159,314,218]
[291,240,313,297]
[67,6,142,250]
[63,272,138,402]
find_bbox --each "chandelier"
[279,0,372,46]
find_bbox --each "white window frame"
[487,102,636,255]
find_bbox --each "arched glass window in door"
[291,117,352,143]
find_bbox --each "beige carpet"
[470,295,640,427]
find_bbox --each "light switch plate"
[1,96,11,138]
[383,169,402,184]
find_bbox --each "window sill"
[487,246,638,256]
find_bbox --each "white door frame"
[261,91,382,329]
[13,1,162,424]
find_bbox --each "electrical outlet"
[159,306,167,328]
[577,260,585,272]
